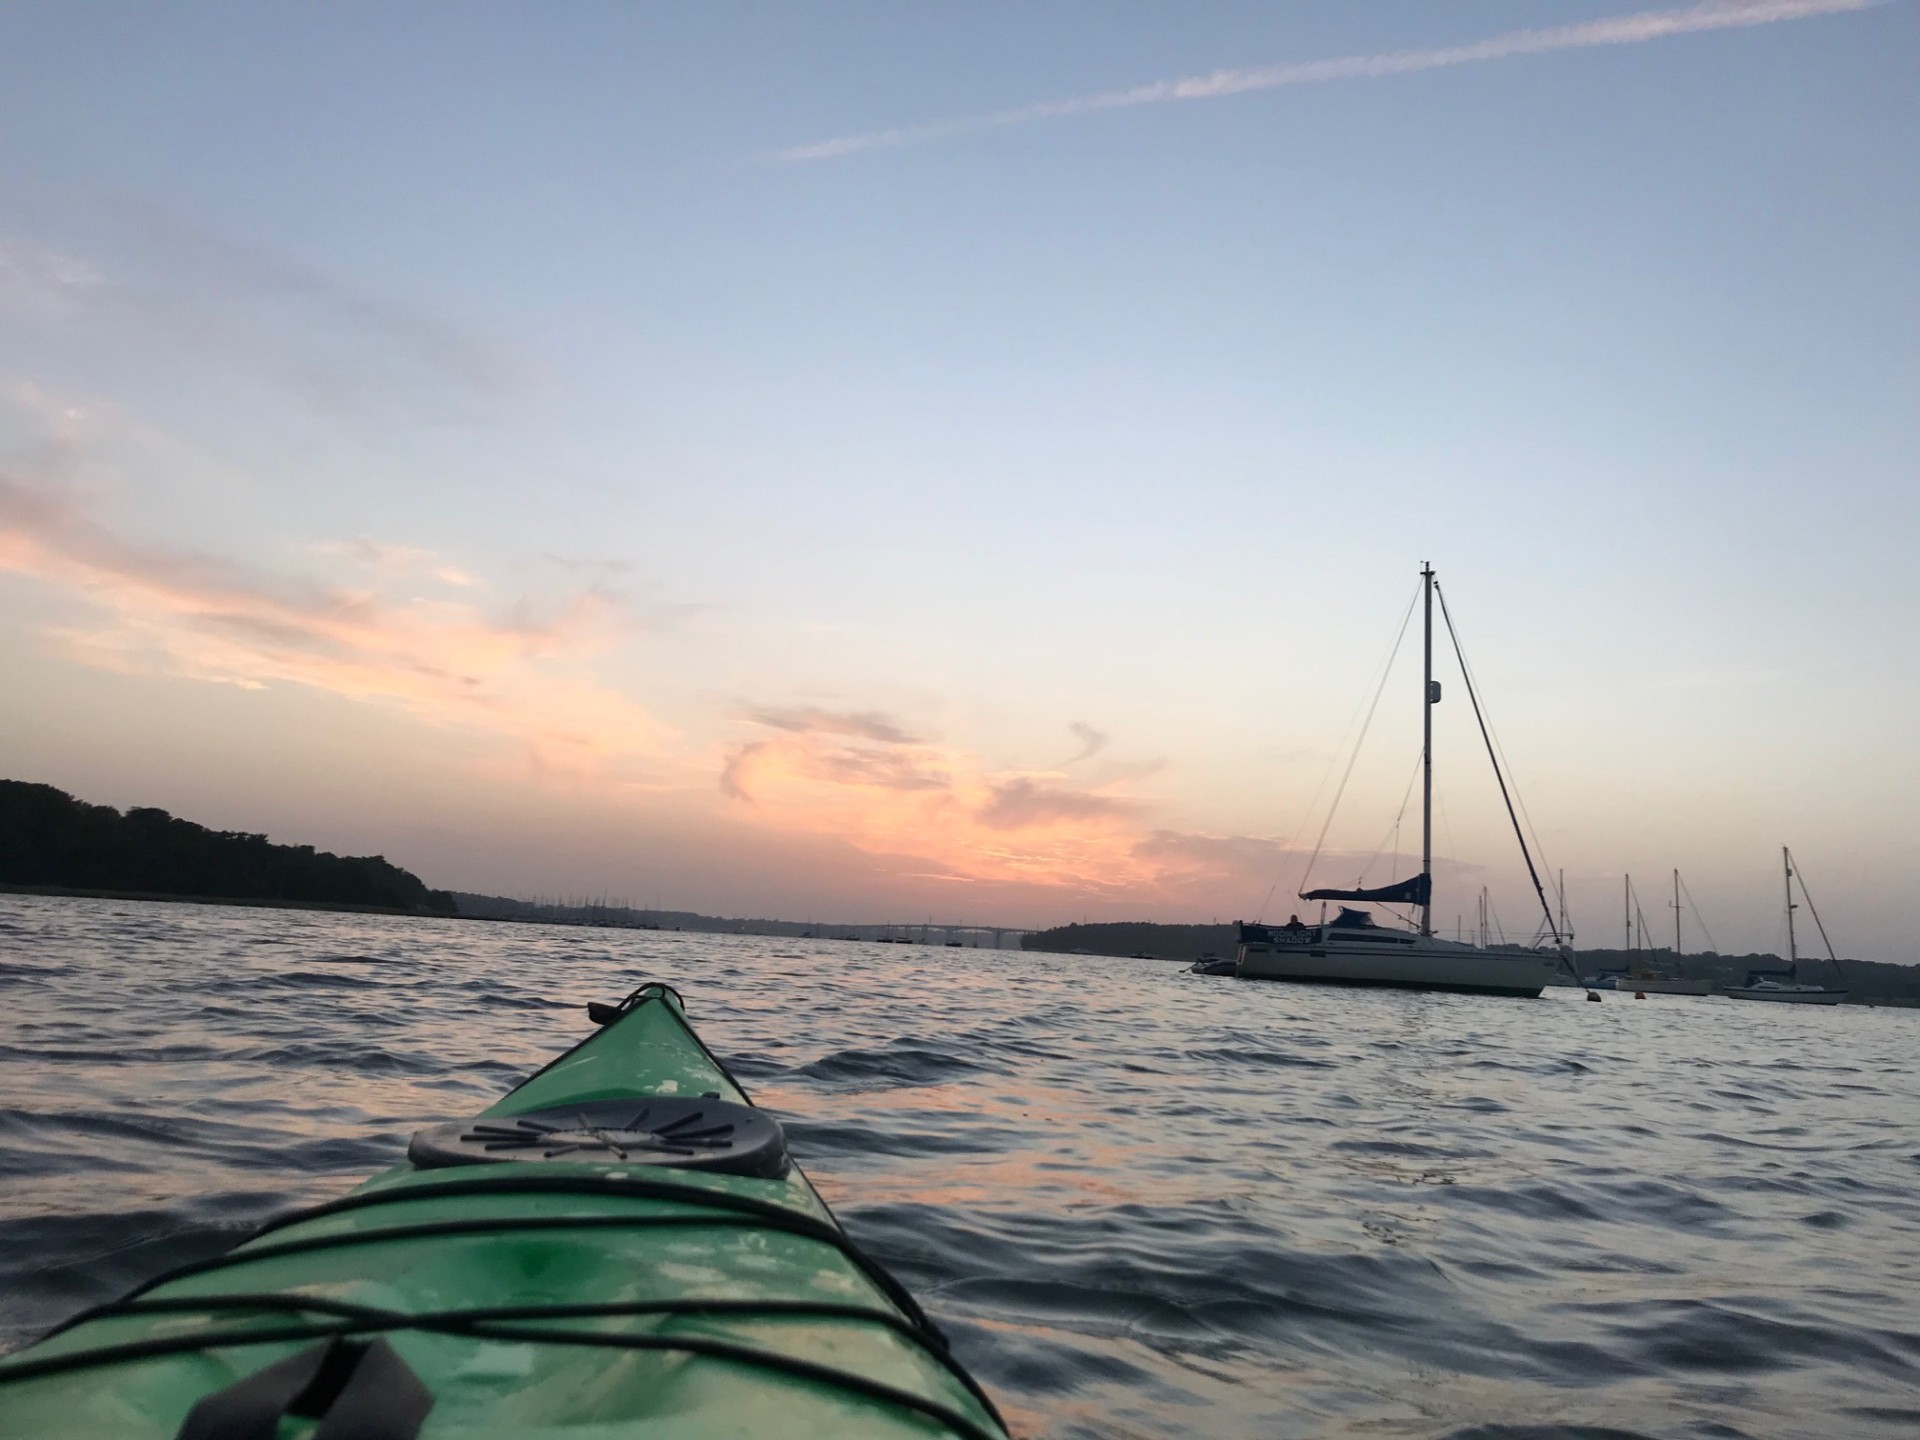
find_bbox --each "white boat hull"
[1237,936,1559,997]
[1619,977,1714,996]
[1723,986,1847,1005]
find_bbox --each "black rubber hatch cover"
[408,1097,789,1179]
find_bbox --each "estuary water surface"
[1,893,1917,1439]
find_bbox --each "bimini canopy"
[1301,873,1430,907]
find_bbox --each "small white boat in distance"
[1626,975,1714,996]
[1722,977,1846,1004]
[1724,847,1848,1005]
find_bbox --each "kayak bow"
[0,983,1008,1440]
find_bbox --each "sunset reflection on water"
[6,895,1920,1439]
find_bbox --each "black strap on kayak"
[174,1335,432,1440]
[0,1300,1005,1440]
[585,979,685,1029]
[101,1171,943,1348]
[96,1213,939,1347]
[48,1294,949,1366]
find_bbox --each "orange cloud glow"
[0,389,1296,916]
[720,708,1288,906]
[0,469,674,777]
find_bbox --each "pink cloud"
[0,469,673,774]
[714,702,1295,910]
[975,777,1143,830]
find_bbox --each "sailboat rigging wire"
[1632,885,1655,951]
[1370,754,1429,933]
[1291,582,1421,901]
[1254,579,1422,921]
[1434,582,1579,994]
[1788,850,1846,983]
[1362,752,1425,884]
[1431,590,1557,885]
[1674,873,1720,955]
[1434,787,1460,920]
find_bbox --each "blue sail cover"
[1301,873,1431,907]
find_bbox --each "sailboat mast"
[1783,846,1798,966]
[1420,562,1434,937]
[1623,875,1630,949]
[1673,868,1682,957]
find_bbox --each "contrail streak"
[778,0,1881,162]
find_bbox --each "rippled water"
[3,893,1918,1438]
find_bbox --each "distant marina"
[5,772,1912,1002]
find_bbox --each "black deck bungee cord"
[0,1305,1005,1440]
[5,1290,1006,1428]
[35,1293,940,1358]
[69,1179,942,1351]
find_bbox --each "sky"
[0,1,1914,957]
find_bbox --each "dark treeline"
[0,781,455,913]
[1023,922,1235,961]
[451,893,1020,945]
[1580,947,1920,1002]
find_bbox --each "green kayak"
[0,983,1008,1440]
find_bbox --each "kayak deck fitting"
[0,984,1008,1440]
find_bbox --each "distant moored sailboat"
[1235,564,1575,999]
[1722,848,1848,1004]
[1618,871,1715,995]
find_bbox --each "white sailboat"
[1723,848,1848,1004]
[1625,975,1714,996]
[1236,565,1572,999]
[1618,871,1714,995]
